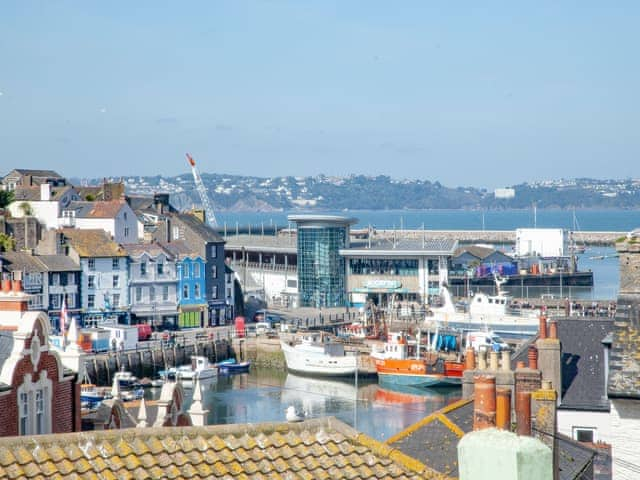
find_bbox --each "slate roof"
[453,245,494,260]
[558,318,614,411]
[0,418,445,479]
[62,229,127,258]
[173,213,224,243]
[387,397,595,480]
[0,252,45,272]
[65,200,125,218]
[607,294,640,399]
[36,255,81,272]
[161,240,202,260]
[10,169,62,178]
[123,242,173,260]
[12,185,73,202]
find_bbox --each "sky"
[0,1,638,188]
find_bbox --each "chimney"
[515,390,532,436]
[532,380,559,480]
[473,375,496,430]
[465,347,476,371]
[538,314,547,339]
[501,350,511,371]
[548,320,558,340]
[496,388,512,430]
[462,348,477,399]
[528,345,538,370]
[536,319,562,406]
[40,182,51,201]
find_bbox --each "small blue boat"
[217,358,251,374]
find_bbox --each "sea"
[216,208,639,301]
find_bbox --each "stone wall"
[610,399,640,480]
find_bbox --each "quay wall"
[84,338,232,386]
[374,229,625,246]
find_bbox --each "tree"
[0,233,15,252]
[0,190,14,209]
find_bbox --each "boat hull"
[377,372,462,388]
[373,358,463,388]
[281,341,357,377]
[219,362,251,374]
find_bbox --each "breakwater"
[84,337,233,386]
[375,229,624,246]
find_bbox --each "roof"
[0,252,46,272]
[160,240,202,260]
[12,185,73,202]
[607,293,640,399]
[342,238,458,257]
[173,213,224,243]
[224,234,297,254]
[62,229,127,258]
[5,169,62,179]
[36,255,81,272]
[123,242,173,260]
[0,418,444,479]
[452,245,511,261]
[288,214,358,227]
[558,318,614,411]
[387,397,595,480]
[65,200,126,218]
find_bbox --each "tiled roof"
[0,252,46,272]
[387,397,595,480]
[558,318,614,411]
[10,169,62,178]
[12,185,72,202]
[0,418,445,479]
[35,255,80,272]
[65,200,125,218]
[123,242,173,260]
[62,229,127,258]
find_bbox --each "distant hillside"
[75,174,640,211]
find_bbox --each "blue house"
[163,241,206,329]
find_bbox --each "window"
[124,226,129,238]
[112,258,119,270]
[149,287,155,302]
[211,285,218,299]
[49,294,60,309]
[140,262,147,276]
[194,284,200,299]
[60,272,67,286]
[35,389,44,435]
[211,265,217,278]
[193,263,200,278]
[124,212,128,221]
[88,294,95,309]
[112,294,120,308]
[173,226,180,240]
[211,245,217,258]
[51,273,60,286]
[88,275,95,289]
[135,287,142,302]
[112,275,119,288]
[183,285,189,299]
[88,258,95,271]
[183,264,189,279]
[162,285,169,301]
[19,392,28,435]
[157,262,164,275]
[573,427,596,443]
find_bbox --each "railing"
[231,261,297,272]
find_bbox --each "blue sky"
[0,2,638,188]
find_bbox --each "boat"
[175,356,218,388]
[113,370,138,388]
[371,331,464,388]
[280,331,358,377]
[216,358,251,374]
[80,383,111,406]
[121,387,145,402]
[428,275,541,336]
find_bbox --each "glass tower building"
[288,215,356,308]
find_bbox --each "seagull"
[285,406,304,423]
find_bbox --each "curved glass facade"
[297,226,348,308]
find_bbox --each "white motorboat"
[176,356,218,388]
[427,275,540,336]
[280,332,357,377]
[113,370,138,388]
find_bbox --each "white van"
[466,331,510,352]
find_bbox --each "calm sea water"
[157,369,461,441]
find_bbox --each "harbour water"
[152,368,462,441]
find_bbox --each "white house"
[8,183,80,230]
[60,200,141,244]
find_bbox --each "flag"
[60,296,67,340]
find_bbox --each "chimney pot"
[465,347,476,371]
[473,375,497,431]
[501,350,511,371]
[549,320,558,340]
[538,315,547,339]
[542,380,552,390]
[528,345,538,370]
[516,360,526,369]
[515,391,532,436]
[478,349,487,370]
[496,388,512,430]
[1,280,10,293]
[11,280,22,293]
[489,351,499,371]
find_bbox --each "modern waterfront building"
[288,215,356,308]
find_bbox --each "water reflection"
[173,368,461,441]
